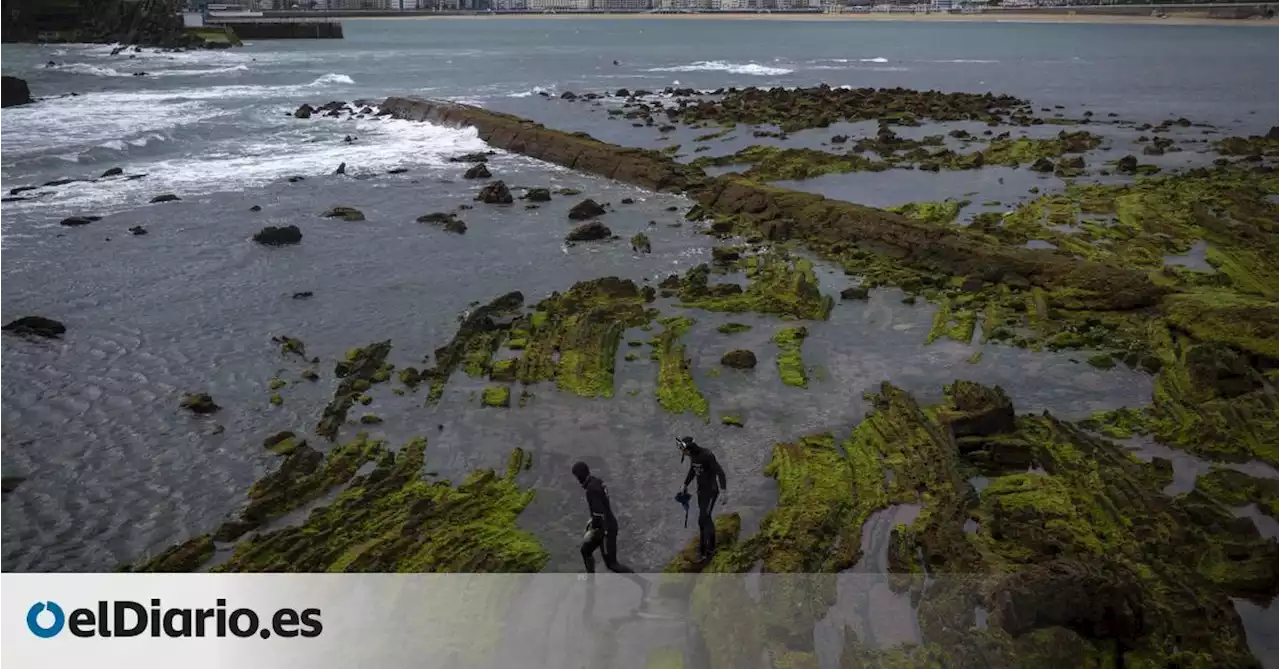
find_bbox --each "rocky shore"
[76,84,1278,666]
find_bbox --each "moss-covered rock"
[720,349,757,369]
[180,393,219,414]
[481,386,511,408]
[321,206,365,222]
[716,322,752,334]
[676,252,833,321]
[133,436,548,573]
[653,316,708,418]
[317,340,391,440]
[771,326,808,388]
[630,232,651,254]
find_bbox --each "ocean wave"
[930,59,1000,64]
[153,64,251,77]
[49,63,128,77]
[647,61,793,76]
[308,73,355,86]
[860,57,889,64]
[4,118,488,218]
[508,86,550,98]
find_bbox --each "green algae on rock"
[134,439,547,573]
[716,322,752,334]
[887,200,968,226]
[1195,468,1278,518]
[652,316,709,419]
[674,252,834,321]
[481,385,511,408]
[721,415,744,427]
[316,340,391,440]
[691,382,1274,667]
[771,326,809,388]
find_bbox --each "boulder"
[3,316,66,338]
[840,286,869,300]
[720,349,757,369]
[1,76,32,108]
[249,205,262,212]
[568,198,607,220]
[59,216,100,227]
[101,167,124,178]
[294,104,314,119]
[1059,156,1086,169]
[475,181,513,204]
[180,393,220,414]
[463,163,491,179]
[566,221,612,242]
[1116,155,1139,174]
[253,225,303,246]
[523,187,551,202]
[1029,158,1055,173]
[129,226,147,235]
[417,212,467,234]
[631,232,651,254]
[334,162,346,175]
[939,381,1015,438]
[448,151,494,163]
[150,194,181,203]
[321,206,365,221]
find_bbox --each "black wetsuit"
[580,475,636,574]
[683,445,727,556]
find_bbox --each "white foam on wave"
[308,73,355,86]
[508,85,550,98]
[860,57,889,64]
[152,64,251,77]
[930,59,1000,64]
[647,61,794,76]
[50,63,127,77]
[5,117,488,219]
[1,91,224,157]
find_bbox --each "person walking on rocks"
[573,461,637,575]
[677,437,727,563]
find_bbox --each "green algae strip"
[131,438,547,573]
[672,251,833,321]
[652,316,708,419]
[887,200,968,226]
[771,326,809,388]
[316,340,391,440]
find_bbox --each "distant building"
[593,0,651,9]
[526,0,590,9]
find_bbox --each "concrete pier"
[205,18,343,39]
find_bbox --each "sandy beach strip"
[356,11,1278,27]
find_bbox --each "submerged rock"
[475,181,513,204]
[179,393,220,414]
[1,476,25,495]
[448,151,494,163]
[463,163,491,179]
[149,194,180,203]
[321,206,365,221]
[417,212,466,234]
[3,316,66,338]
[840,286,869,300]
[128,226,147,235]
[252,225,302,246]
[566,221,612,242]
[522,187,551,202]
[1029,157,1055,173]
[59,216,100,227]
[568,198,607,220]
[720,349,757,369]
[100,167,124,178]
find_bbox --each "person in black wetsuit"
[573,462,637,574]
[677,437,727,562]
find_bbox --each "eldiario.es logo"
[27,599,322,639]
